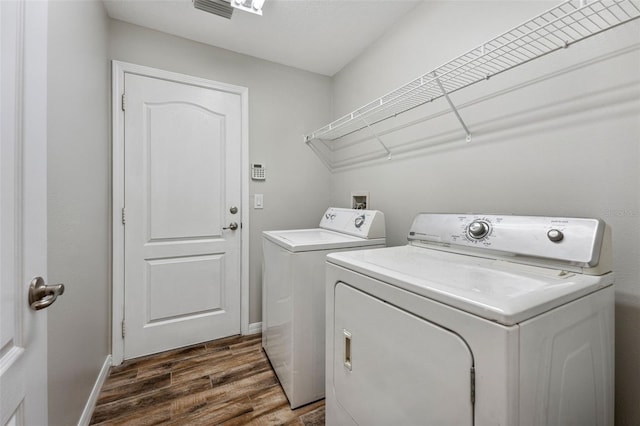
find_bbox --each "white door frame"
[111,61,250,365]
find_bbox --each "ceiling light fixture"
[232,0,265,16]
[193,0,234,19]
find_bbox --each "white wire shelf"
[304,0,640,144]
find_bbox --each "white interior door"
[1,1,51,424]
[123,72,242,359]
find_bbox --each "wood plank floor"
[89,334,325,425]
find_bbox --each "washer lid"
[326,245,613,325]
[263,228,385,252]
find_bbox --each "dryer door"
[333,282,474,426]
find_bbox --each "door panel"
[147,255,224,321]
[146,102,223,240]
[0,0,48,424]
[124,73,241,359]
[333,282,474,426]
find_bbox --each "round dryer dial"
[547,229,564,242]
[355,215,366,228]
[467,220,490,239]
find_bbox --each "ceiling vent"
[193,0,234,19]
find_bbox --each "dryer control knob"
[355,215,366,228]
[468,221,490,239]
[547,229,564,242]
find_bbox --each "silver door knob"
[223,222,239,231]
[28,276,65,310]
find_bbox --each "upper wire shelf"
[304,0,640,144]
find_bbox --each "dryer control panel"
[407,213,610,271]
[320,207,386,239]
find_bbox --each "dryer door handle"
[343,329,352,371]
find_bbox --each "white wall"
[330,1,640,424]
[47,1,111,425]
[108,20,333,324]
[46,5,331,423]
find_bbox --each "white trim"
[111,61,125,365]
[77,355,112,426]
[111,61,250,364]
[247,321,262,335]
[240,76,250,337]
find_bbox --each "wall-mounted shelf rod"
[303,0,640,145]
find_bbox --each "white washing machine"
[326,213,614,426]
[262,207,386,409]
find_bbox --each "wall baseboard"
[77,354,112,426]
[246,321,262,335]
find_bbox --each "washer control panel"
[320,207,386,239]
[408,213,606,267]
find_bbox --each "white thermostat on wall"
[251,163,266,180]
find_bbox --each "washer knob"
[355,215,365,228]
[468,221,490,239]
[547,229,564,242]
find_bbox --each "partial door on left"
[1,1,60,425]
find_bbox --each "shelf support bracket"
[358,115,392,160]
[311,138,335,171]
[434,73,472,143]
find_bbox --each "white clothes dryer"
[262,207,385,408]
[326,213,614,426]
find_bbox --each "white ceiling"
[103,0,422,76]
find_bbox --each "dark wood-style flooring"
[89,334,325,425]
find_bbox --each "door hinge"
[121,207,126,225]
[470,366,476,405]
[121,93,126,111]
[121,320,126,338]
